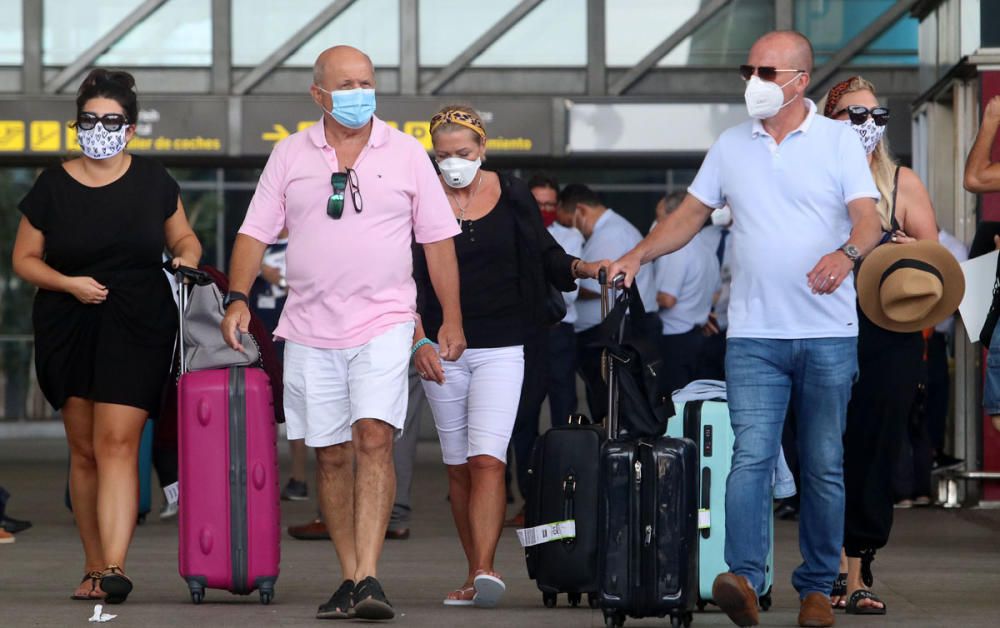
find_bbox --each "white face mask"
[77,122,128,160]
[438,157,482,189]
[842,117,886,155]
[744,73,802,120]
[711,206,733,227]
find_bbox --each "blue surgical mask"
[317,86,376,129]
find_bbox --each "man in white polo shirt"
[222,46,464,621]
[610,31,882,628]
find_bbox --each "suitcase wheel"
[603,610,625,628]
[187,580,205,605]
[697,600,707,612]
[259,581,275,605]
[260,591,273,605]
[542,592,557,608]
[588,593,599,609]
[568,592,582,607]
[759,590,772,612]
[670,613,692,628]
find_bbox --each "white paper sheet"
[958,250,999,343]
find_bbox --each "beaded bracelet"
[411,337,432,357]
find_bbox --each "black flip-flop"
[846,589,887,615]
[830,572,847,609]
[100,565,133,605]
[71,571,104,601]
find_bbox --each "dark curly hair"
[75,69,138,123]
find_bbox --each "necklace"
[448,173,483,225]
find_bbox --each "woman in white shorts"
[412,105,605,608]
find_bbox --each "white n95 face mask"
[744,74,801,120]
[438,157,482,189]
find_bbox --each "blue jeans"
[985,325,1000,416]
[724,337,857,597]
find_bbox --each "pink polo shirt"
[239,116,460,349]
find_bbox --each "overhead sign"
[0,98,228,156]
[241,96,551,156]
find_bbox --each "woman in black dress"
[12,69,201,604]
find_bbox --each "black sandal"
[100,564,133,605]
[71,571,104,601]
[859,549,876,588]
[352,577,395,621]
[846,589,887,615]
[316,579,355,620]
[830,572,847,608]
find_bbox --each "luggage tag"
[516,519,576,547]
[698,508,711,530]
[163,482,179,506]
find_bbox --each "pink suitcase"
[174,268,281,605]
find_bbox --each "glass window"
[419,0,519,66]
[43,0,211,66]
[474,0,586,67]
[234,0,399,67]
[606,0,701,67]
[796,0,918,66]
[0,0,22,65]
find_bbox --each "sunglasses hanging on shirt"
[834,105,890,127]
[327,168,363,220]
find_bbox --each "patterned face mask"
[843,117,886,155]
[77,122,129,160]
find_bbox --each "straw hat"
[856,240,965,333]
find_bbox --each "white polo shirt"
[548,222,585,326]
[687,100,878,340]
[654,228,721,334]
[577,209,658,333]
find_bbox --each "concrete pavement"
[2,436,1000,627]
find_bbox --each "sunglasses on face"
[76,112,129,132]
[835,105,890,127]
[327,168,363,220]
[738,65,806,82]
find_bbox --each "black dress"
[18,155,179,413]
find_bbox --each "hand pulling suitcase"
[668,399,774,612]
[523,414,604,609]
[174,266,280,605]
[598,272,698,628]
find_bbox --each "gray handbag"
[175,268,260,372]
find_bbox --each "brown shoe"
[287,517,328,540]
[712,572,759,626]
[503,508,525,528]
[799,592,835,627]
[385,527,410,540]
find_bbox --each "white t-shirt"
[548,222,585,326]
[577,209,658,332]
[687,100,879,339]
[653,229,721,334]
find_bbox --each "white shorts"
[422,345,525,466]
[283,322,414,448]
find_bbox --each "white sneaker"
[160,502,178,520]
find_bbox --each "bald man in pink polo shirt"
[222,46,464,621]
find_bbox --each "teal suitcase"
[668,399,773,612]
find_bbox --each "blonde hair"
[818,76,897,231]
[429,105,486,144]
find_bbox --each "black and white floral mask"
[843,117,886,155]
[77,122,128,160]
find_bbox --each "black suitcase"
[524,415,604,609]
[597,272,698,628]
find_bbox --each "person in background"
[652,191,720,396]
[820,75,939,615]
[413,106,603,608]
[505,174,584,528]
[698,205,733,381]
[609,31,882,628]
[0,485,32,544]
[12,69,202,603]
[562,183,660,423]
[963,94,1000,435]
[222,46,464,621]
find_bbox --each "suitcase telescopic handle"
[599,270,626,439]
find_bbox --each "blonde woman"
[412,105,605,608]
[820,76,937,616]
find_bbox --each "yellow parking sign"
[30,121,61,151]
[0,120,26,151]
[66,123,81,152]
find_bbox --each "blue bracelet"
[411,337,432,357]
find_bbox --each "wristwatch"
[224,291,249,308]
[839,244,861,263]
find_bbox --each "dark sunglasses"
[738,65,806,82]
[834,105,890,127]
[327,168,363,220]
[76,112,130,132]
